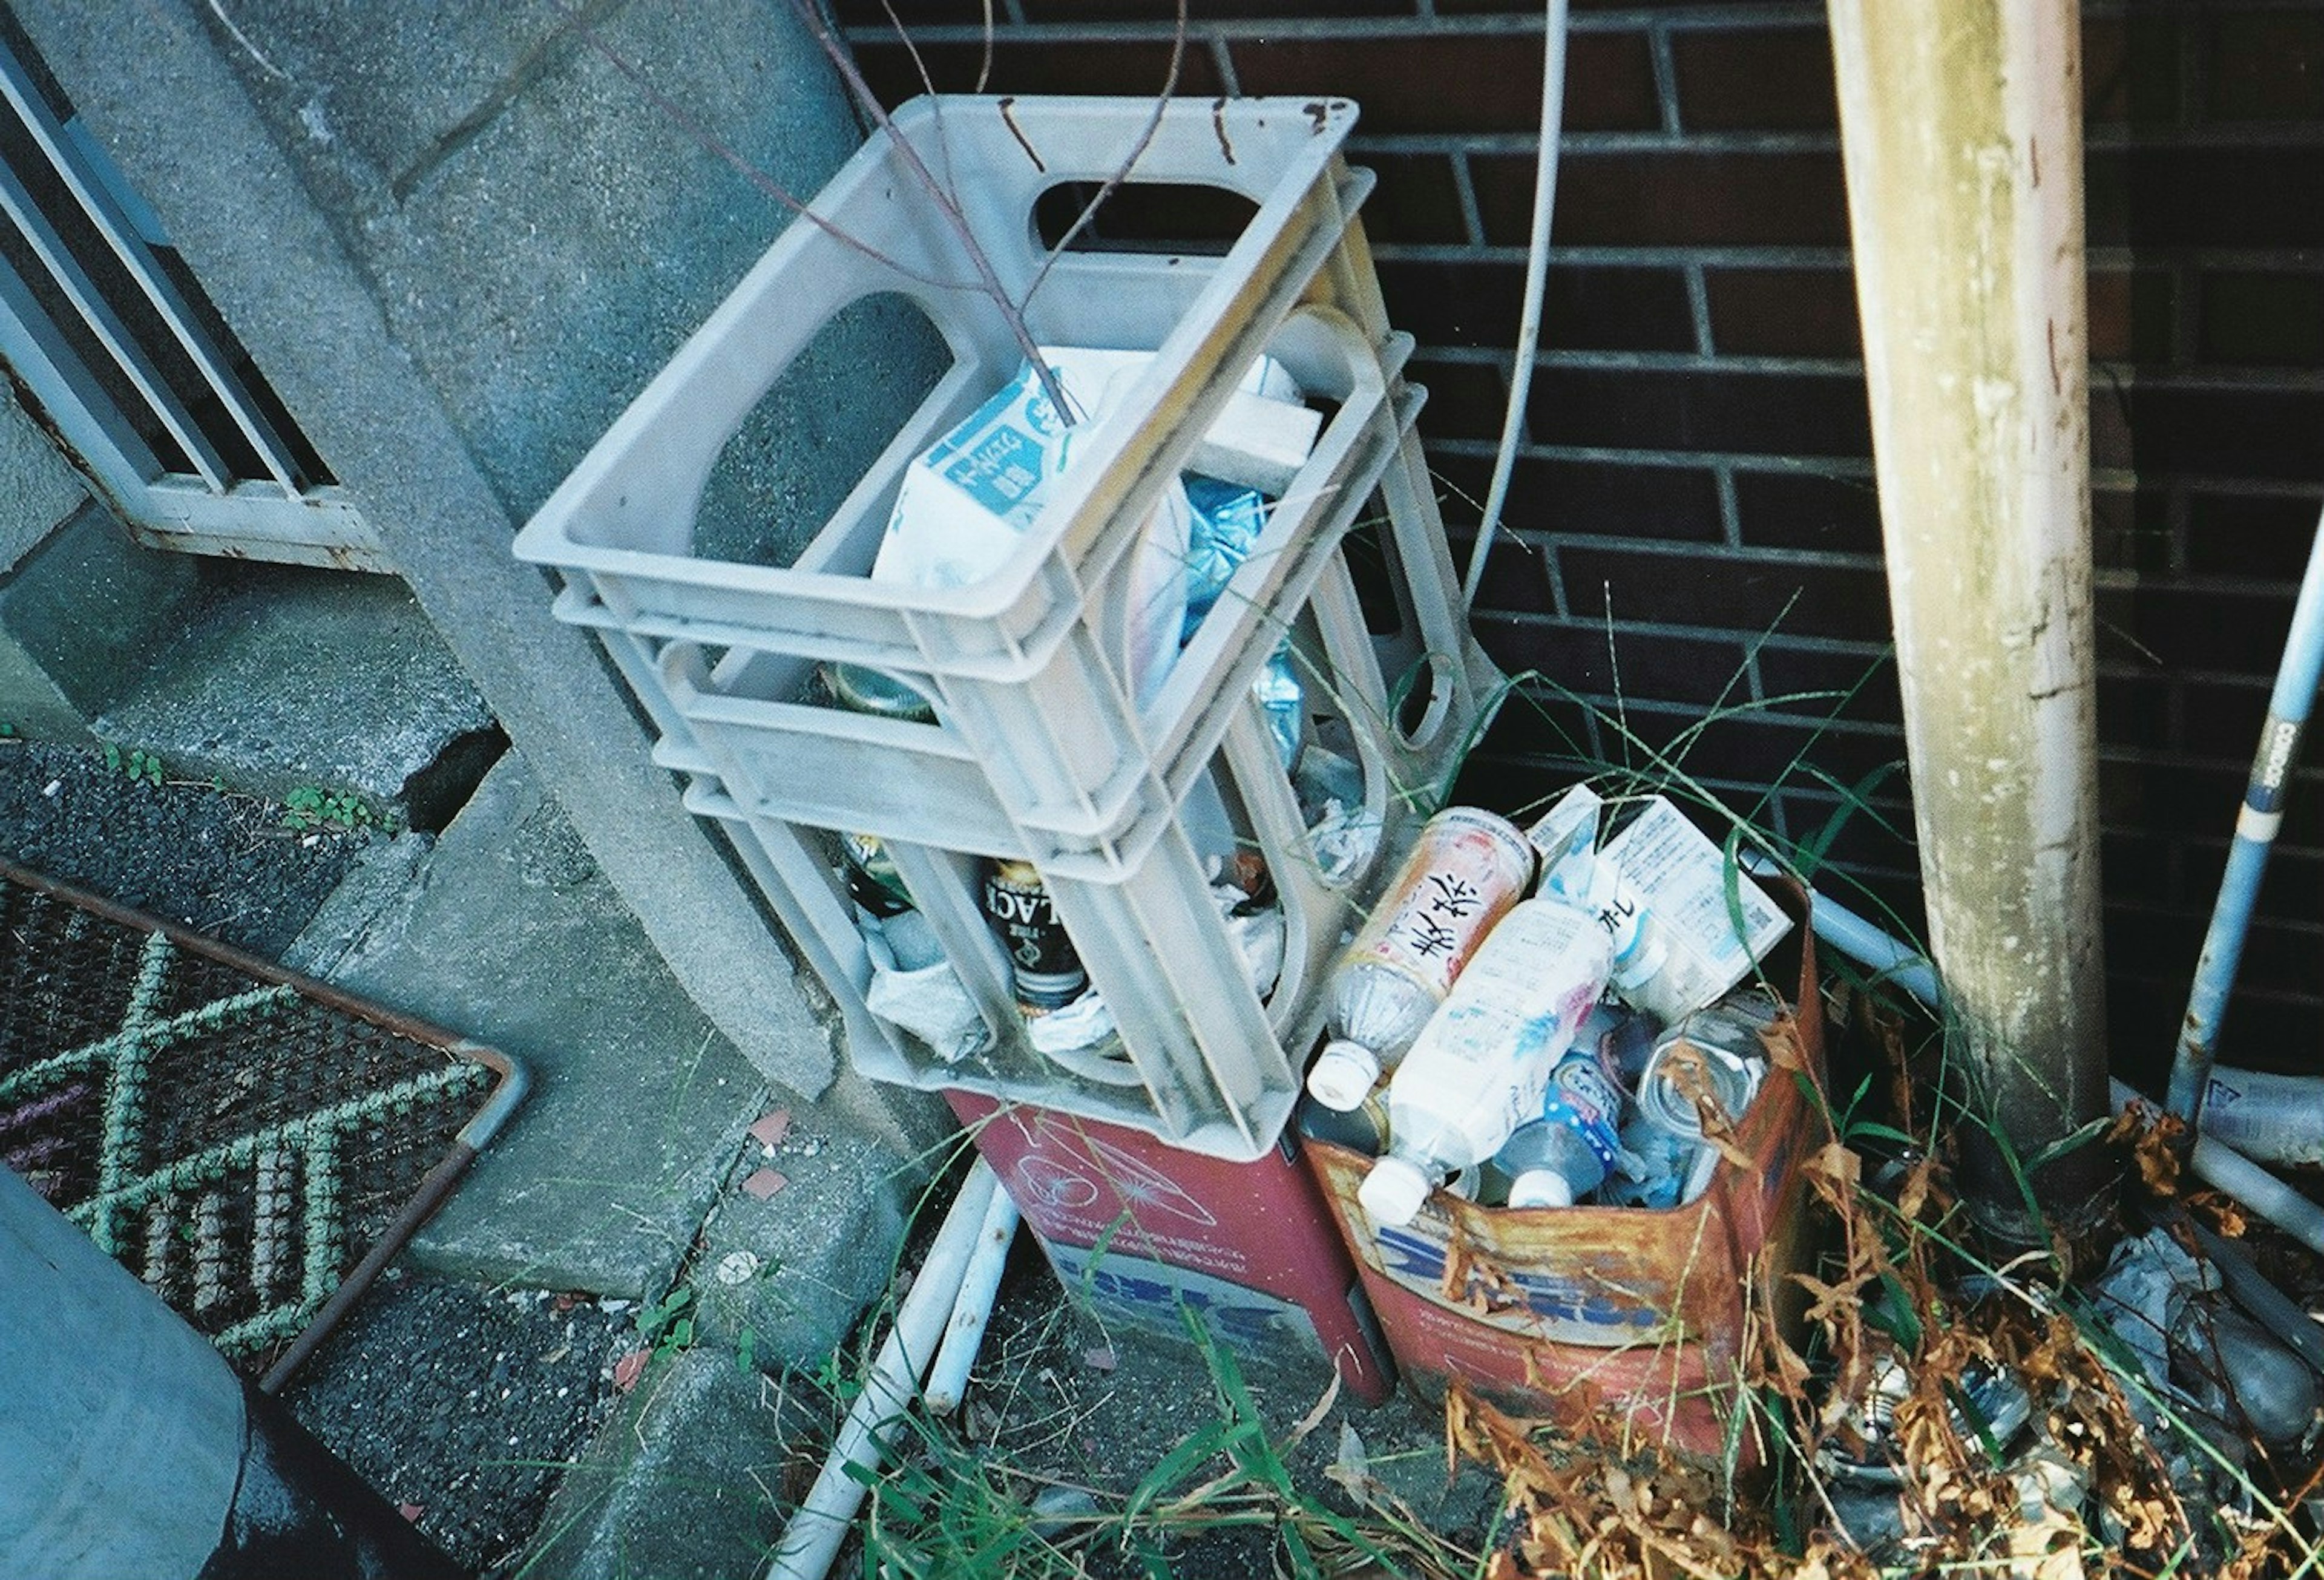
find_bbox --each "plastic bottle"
[1356,897,1613,1227]
[1540,850,1683,1022]
[1305,808,1536,1111]
[1490,1049,1630,1208]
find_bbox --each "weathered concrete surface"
[0,386,88,576]
[692,1111,915,1371]
[5,0,893,1099]
[523,1345,804,1580]
[0,501,202,744]
[301,751,773,1300]
[97,563,497,810]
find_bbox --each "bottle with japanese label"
[1357,897,1613,1228]
[1304,808,1536,1112]
[979,857,1087,1012]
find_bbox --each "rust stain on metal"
[0,859,519,1390]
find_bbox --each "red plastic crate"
[947,1090,1394,1405]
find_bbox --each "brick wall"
[836,1,2324,1085]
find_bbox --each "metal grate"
[0,859,519,1388]
[0,21,386,570]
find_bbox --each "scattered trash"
[749,1109,792,1151]
[740,1169,789,1202]
[714,1251,760,1286]
[1080,1346,1117,1373]
[610,1349,649,1394]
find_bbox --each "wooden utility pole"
[1827,0,2114,1249]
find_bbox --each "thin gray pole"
[2165,508,2324,1127]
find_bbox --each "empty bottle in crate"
[1305,808,1536,1112]
[1356,897,1613,1227]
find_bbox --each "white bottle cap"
[1357,1155,1436,1227]
[1506,1168,1578,1209]
[1305,1040,1383,1111]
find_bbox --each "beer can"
[980,858,1086,1011]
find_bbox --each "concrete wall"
[4,0,900,1100]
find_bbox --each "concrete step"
[94,560,500,824]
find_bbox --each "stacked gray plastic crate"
[514,96,1499,1161]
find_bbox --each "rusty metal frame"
[0,857,526,1392]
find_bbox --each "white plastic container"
[1305,807,1536,1111]
[1598,797,1792,1023]
[1357,899,1613,1227]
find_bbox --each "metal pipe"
[1827,0,2113,1248]
[1749,857,2324,1260]
[764,1161,1004,1580]
[2165,505,2324,1129]
[1460,0,1567,612]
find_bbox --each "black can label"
[980,859,1086,1010]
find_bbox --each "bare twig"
[787,0,1069,416]
[1015,0,1189,313]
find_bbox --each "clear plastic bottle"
[1356,897,1613,1227]
[1305,808,1535,1110]
[1489,1049,1630,1207]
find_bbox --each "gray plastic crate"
[514,94,1505,1156]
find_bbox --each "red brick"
[1732,468,1880,554]
[2084,269,2175,363]
[1356,152,1468,246]
[1431,451,1724,543]
[1671,26,1836,132]
[1468,615,1753,707]
[1557,544,1894,644]
[1019,0,1412,15]
[851,36,1222,105]
[1380,259,1694,353]
[1227,28,1658,136]
[1704,267,1859,358]
[1486,149,1850,247]
[2178,679,2270,762]
[2205,11,2324,122]
[2198,271,2324,368]
[2086,148,2324,249]
[2101,384,2324,484]
[1525,366,1872,460]
[2090,487,2171,575]
[1406,354,1514,444]
[2081,14,2181,125]
[2095,582,2301,680]
[1756,645,1903,730]
[2095,673,2176,753]
[2185,491,2323,580]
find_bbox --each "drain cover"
[0,859,522,1389]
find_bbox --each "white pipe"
[1752,859,2324,1259]
[2109,1079,2324,1259]
[922,1184,1019,1416]
[1460,0,1567,612]
[764,1160,1003,1580]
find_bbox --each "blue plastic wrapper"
[1180,474,1268,639]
